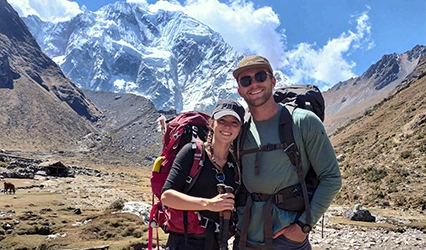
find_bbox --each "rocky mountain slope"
[0,0,170,168]
[0,0,101,152]
[23,2,425,136]
[81,90,165,167]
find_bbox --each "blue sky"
[8,0,426,89]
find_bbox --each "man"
[232,55,342,249]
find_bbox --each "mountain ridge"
[21,2,425,136]
[323,45,426,133]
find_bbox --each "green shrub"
[369,189,385,202]
[420,144,426,153]
[103,232,116,240]
[36,244,50,250]
[400,151,412,159]
[363,165,387,182]
[108,198,127,210]
[121,227,135,237]
[111,220,122,228]
[363,109,372,116]
[133,230,143,238]
[0,161,7,168]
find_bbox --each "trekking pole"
[217,183,234,250]
[217,184,225,249]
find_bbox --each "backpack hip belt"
[238,182,309,212]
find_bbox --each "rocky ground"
[3,174,425,249]
[0,155,425,249]
[310,207,426,250]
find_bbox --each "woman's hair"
[205,128,214,154]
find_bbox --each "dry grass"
[0,163,158,250]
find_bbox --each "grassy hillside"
[330,58,426,211]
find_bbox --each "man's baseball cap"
[211,99,245,124]
[233,55,273,79]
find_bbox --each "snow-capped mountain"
[23,2,293,113]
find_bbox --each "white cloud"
[186,0,285,68]
[284,10,374,89]
[8,0,81,22]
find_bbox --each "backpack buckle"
[186,176,193,184]
[252,193,268,202]
[199,217,209,228]
[214,222,220,233]
[173,132,181,139]
[291,188,302,197]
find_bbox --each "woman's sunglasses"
[216,172,225,183]
[239,70,270,87]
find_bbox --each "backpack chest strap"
[240,143,286,156]
[240,143,293,175]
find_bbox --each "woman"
[161,99,245,250]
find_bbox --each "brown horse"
[3,182,15,194]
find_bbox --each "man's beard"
[243,89,273,108]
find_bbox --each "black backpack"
[236,84,325,247]
[273,84,325,122]
[272,84,325,191]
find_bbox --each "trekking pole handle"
[217,183,234,194]
[217,184,233,219]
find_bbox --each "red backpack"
[148,111,210,249]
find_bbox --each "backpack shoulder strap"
[236,116,251,161]
[279,104,298,166]
[279,105,313,226]
[184,139,204,193]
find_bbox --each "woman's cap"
[212,99,245,123]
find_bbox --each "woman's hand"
[206,193,235,212]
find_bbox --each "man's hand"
[272,223,307,242]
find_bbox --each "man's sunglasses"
[239,70,270,88]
